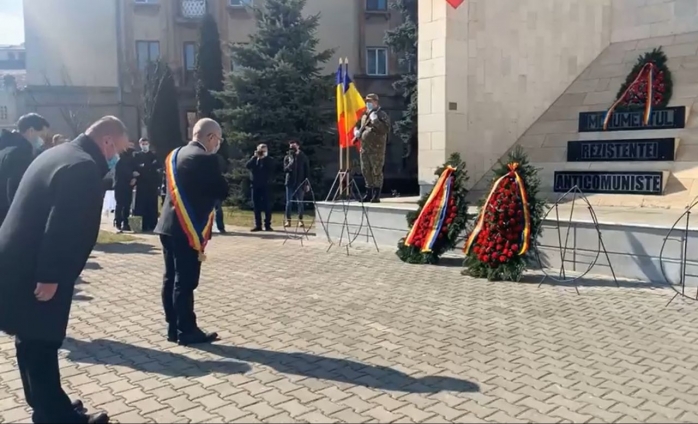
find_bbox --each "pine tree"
[215,0,334,209]
[195,14,224,119]
[384,0,417,173]
[143,60,184,163]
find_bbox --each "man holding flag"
[355,93,390,203]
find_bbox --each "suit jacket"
[0,135,108,341]
[0,130,36,226]
[155,142,229,240]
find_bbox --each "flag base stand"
[323,169,379,256]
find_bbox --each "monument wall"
[417,0,612,194]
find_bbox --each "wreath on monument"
[462,147,544,281]
[603,47,673,129]
[396,153,470,264]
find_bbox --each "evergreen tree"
[143,60,184,163]
[215,0,334,209]
[195,14,224,119]
[385,0,418,174]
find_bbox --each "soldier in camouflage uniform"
[355,93,390,203]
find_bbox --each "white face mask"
[140,144,150,153]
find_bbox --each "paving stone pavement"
[2,225,698,423]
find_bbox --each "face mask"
[140,145,149,153]
[107,155,119,170]
[32,136,44,150]
[366,103,375,111]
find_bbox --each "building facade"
[0,44,25,130]
[21,0,413,187]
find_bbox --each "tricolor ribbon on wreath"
[463,162,531,256]
[404,166,456,253]
[165,147,215,262]
[602,62,655,131]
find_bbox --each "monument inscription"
[567,138,676,162]
[553,171,664,195]
[578,106,685,132]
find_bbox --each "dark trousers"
[138,191,159,231]
[114,198,130,229]
[285,186,305,220]
[214,200,225,231]
[16,338,83,423]
[160,235,201,335]
[252,186,272,227]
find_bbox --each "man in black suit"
[113,148,137,232]
[0,116,131,424]
[246,143,273,232]
[134,138,161,232]
[0,113,50,226]
[155,118,229,346]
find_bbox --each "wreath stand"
[660,195,698,307]
[534,185,618,294]
[282,178,329,247]
[323,169,379,255]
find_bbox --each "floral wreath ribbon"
[165,147,215,262]
[602,62,655,130]
[404,165,456,253]
[463,162,531,256]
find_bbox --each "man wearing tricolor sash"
[154,118,229,346]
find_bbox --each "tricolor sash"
[165,147,215,262]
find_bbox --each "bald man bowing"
[155,118,229,346]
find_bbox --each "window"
[229,46,242,72]
[366,0,388,11]
[366,47,388,76]
[229,0,252,7]
[136,40,160,73]
[180,0,206,18]
[0,106,8,121]
[134,0,158,3]
[186,111,197,139]
[183,42,196,82]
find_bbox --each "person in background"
[0,113,50,226]
[113,148,137,232]
[355,93,390,203]
[213,145,228,234]
[283,139,310,228]
[0,116,132,424]
[155,118,229,346]
[133,138,161,232]
[246,143,273,232]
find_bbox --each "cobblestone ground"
[2,227,698,423]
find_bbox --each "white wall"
[612,0,698,43]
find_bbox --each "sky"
[0,0,24,45]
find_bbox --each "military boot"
[370,188,381,203]
[362,187,372,202]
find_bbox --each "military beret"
[365,93,379,101]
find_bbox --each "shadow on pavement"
[193,343,479,393]
[63,338,478,393]
[92,242,158,255]
[62,338,251,377]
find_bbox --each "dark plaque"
[578,106,686,132]
[566,138,676,162]
[553,171,664,195]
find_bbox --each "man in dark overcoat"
[0,113,50,226]
[155,118,229,346]
[113,148,137,232]
[133,137,161,232]
[0,116,131,424]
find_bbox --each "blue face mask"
[366,102,375,111]
[107,155,119,170]
[32,136,44,150]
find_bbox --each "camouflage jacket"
[358,108,390,151]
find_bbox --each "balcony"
[178,0,206,20]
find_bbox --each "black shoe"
[122,225,132,232]
[264,226,274,232]
[250,227,262,232]
[218,228,227,234]
[178,330,219,346]
[362,188,372,202]
[167,328,178,343]
[72,400,85,414]
[370,188,381,203]
[86,412,109,424]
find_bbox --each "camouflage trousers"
[360,146,385,189]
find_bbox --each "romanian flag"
[336,59,366,150]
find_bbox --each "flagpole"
[344,58,351,198]
[338,58,344,197]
